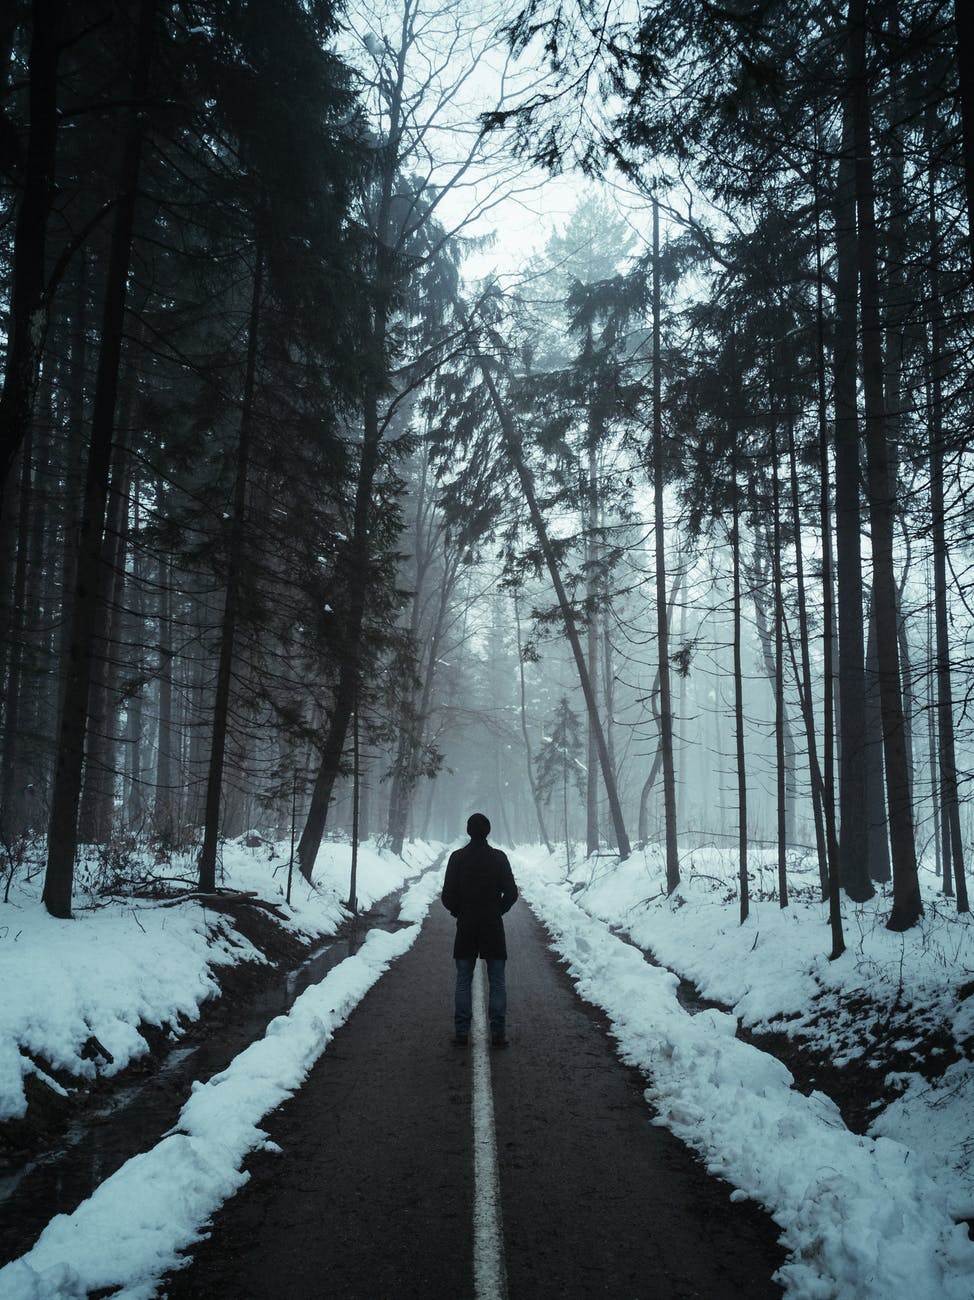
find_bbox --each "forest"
[1,0,972,957]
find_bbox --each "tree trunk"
[77,423,132,845]
[0,437,33,837]
[652,199,679,892]
[514,592,554,852]
[296,7,411,880]
[468,340,626,857]
[833,88,874,904]
[296,379,385,878]
[927,101,969,912]
[731,448,749,925]
[585,452,600,857]
[767,392,788,908]
[154,545,177,837]
[585,442,600,856]
[863,602,891,883]
[198,244,263,893]
[785,399,829,902]
[386,461,432,854]
[813,154,844,956]
[849,0,921,930]
[43,0,157,917]
[471,329,630,859]
[349,703,360,914]
[637,564,685,847]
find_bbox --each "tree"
[44,0,159,917]
[536,695,585,855]
[296,0,523,879]
[847,0,921,931]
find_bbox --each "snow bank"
[518,848,974,1300]
[0,836,438,1122]
[0,868,442,1300]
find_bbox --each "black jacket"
[441,838,518,959]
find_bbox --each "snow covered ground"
[0,835,433,1126]
[516,843,974,1300]
[4,836,973,1298]
[0,840,443,1299]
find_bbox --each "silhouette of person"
[441,812,518,1047]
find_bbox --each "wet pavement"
[162,902,786,1298]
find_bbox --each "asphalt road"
[164,893,785,1299]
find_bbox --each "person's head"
[466,812,491,840]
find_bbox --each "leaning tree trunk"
[296,390,384,879]
[470,328,630,859]
[43,0,157,918]
[849,0,921,931]
[296,12,410,881]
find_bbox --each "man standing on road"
[441,812,518,1048]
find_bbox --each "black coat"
[441,839,518,959]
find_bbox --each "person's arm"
[498,853,518,913]
[441,853,460,916]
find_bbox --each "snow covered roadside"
[0,835,437,1123]
[0,868,442,1300]
[517,848,974,1300]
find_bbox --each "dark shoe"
[453,1032,469,1046]
[491,1032,508,1048]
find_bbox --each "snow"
[0,835,428,1122]
[0,857,442,1300]
[515,844,974,1300]
[4,833,973,1298]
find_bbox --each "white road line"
[471,962,508,1300]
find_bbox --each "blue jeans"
[454,958,506,1035]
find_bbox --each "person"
[441,812,518,1047]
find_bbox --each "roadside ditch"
[0,875,426,1267]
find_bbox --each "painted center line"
[471,961,508,1300]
